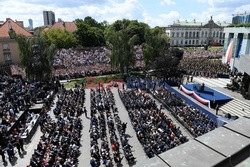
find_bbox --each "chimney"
[6,18,11,21]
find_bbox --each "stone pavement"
[111,89,148,166]
[79,88,91,167]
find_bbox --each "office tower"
[43,11,55,27]
[28,19,33,29]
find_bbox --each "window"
[180,40,183,45]
[196,32,199,38]
[192,40,195,44]
[193,32,195,38]
[196,40,198,44]
[220,32,223,38]
[172,32,175,37]
[176,32,179,38]
[216,32,219,38]
[4,53,11,61]
[2,43,9,50]
[205,31,207,37]
[189,40,191,44]
[185,40,188,44]
[181,32,184,37]
[185,32,188,38]
[189,32,192,38]
[201,31,204,37]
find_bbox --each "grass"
[63,72,145,89]
[208,46,223,51]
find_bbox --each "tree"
[104,19,149,45]
[75,18,105,47]
[42,28,77,49]
[15,34,56,80]
[143,26,183,76]
[109,30,137,73]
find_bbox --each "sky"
[0,0,249,28]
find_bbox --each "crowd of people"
[53,47,111,79]
[29,88,85,166]
[89,88,135,167]
[152,88,217,137]
[119,89,188,158]
[179,57,230,78]
[52,46,145,80]
[0,75,57,164]
[183,48,223,59]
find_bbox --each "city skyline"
[0,0,249,28]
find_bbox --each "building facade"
[28,19,33,29]
[223,27,250,74]
[43,11,55,27]
[0,18,33,64]
[232,13,250,24]
[165,17,228,46]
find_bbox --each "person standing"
[0,146,6,163]
[215,104,219,115]
[83,107,88,118]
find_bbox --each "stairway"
[219,99,250,117]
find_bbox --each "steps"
[219,99,250,117]
[193,77,230,88]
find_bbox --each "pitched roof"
[50,22,77,32]
[0,18,33,38]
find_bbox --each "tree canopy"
[42,28,77,49]
[15,34,56,80]
[75,17,105,47]
[143,26,183,76]
[105,19,149,45]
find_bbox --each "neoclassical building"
[165,17,228,46]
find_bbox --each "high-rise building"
[58,18,63,22]
[232,12,250,24]
[28,19,33,29]
[43,11,55,27]
[15,20,24,27]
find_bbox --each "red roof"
[50,22,77,32]
[0,18,33,38]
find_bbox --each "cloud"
[0,0,144,27]
[195,0,250,23]
[143,11,180,27]
[160,0,176,6]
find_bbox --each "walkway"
[112,89,148,165]
[79,89,91,167]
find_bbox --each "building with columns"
[223,27,250,74]
[165,17,228,46]
[222,12,250,99]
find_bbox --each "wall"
[0,38,20,64]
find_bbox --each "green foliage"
[15,34,56,80]
[143,27,170,69]
[104,19,150,45]
[109,29,136,73]
[42,28,77,49]
[227,23,250,27]
[33,26,45,36]
[75,17,105,47]
[142,26,183,76]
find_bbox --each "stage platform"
[181,83,232,108]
